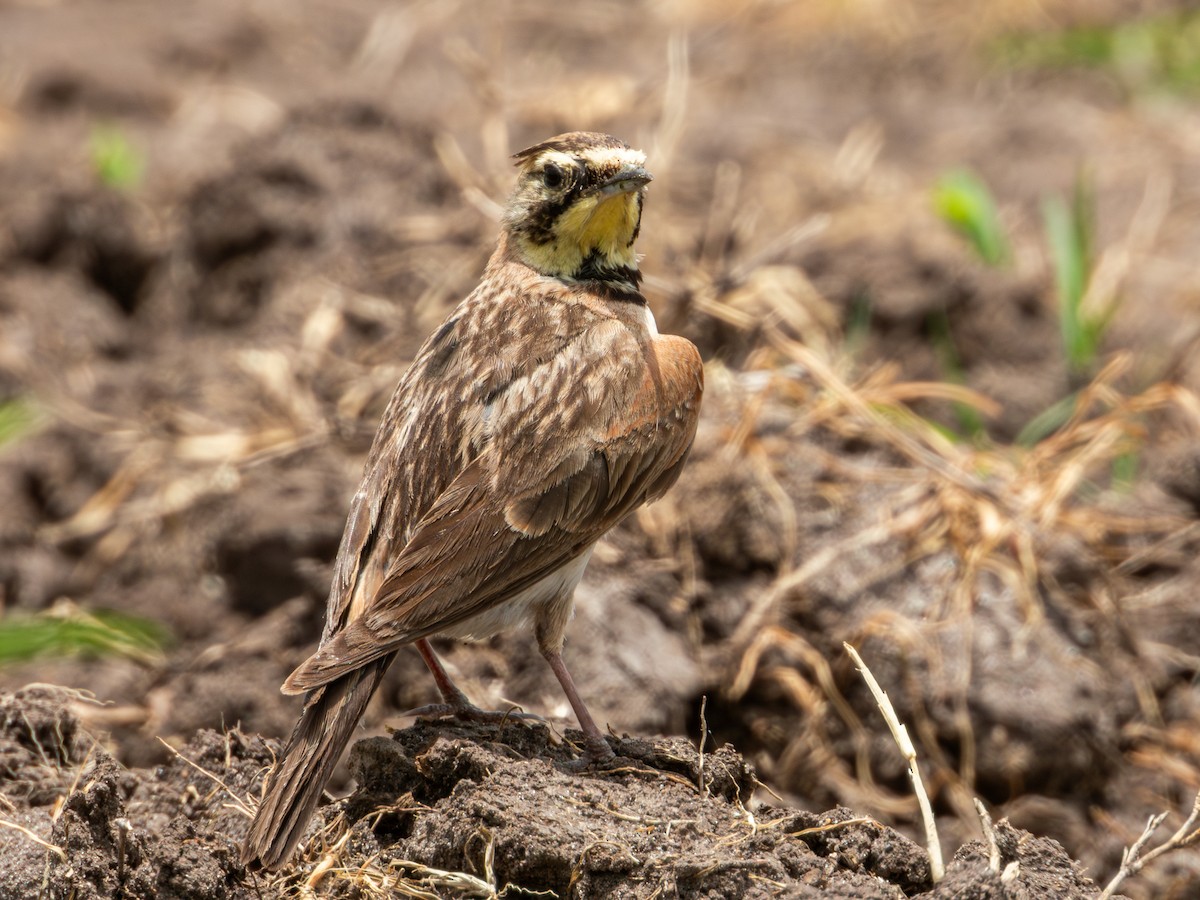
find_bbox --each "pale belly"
[435,547,595,642]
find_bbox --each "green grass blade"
[927,309,987,441]
[90,125,144,190]
[0,608,169,667]
[1016,393,1079,447]
[933,170,1010,266]
[1043,177,1098,376]
[1112,451,1138,490]
[845,291,874,358]
[0,397,39,448]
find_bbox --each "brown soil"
[0,686,1099,898]
[2,1,1200,897]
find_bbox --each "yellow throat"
[522,189,642,279]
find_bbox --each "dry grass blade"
[434,131,503,222]
[844,642,944,883]
[1079,170,1172,342]
[155,737,254,819]
[788,816,877,837]
[1100,790,1200,900]
[0,817,67,861]
[373,858,498,898]
[650,30,690,177]
[974,798,1001,874]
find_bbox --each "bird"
[241,132,704,870]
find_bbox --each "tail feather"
[242,654,394,870]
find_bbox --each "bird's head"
[502,132,651,291]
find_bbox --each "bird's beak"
[596,166,652,198]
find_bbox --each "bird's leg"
[415,638,474,708]
[534,599,615,765]
[540,644,616,764]
[404,638,544,725]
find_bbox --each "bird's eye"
[542,163,565,190]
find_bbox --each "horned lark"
[242,132,703,870]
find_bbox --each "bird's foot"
[402,701,547,727]
[560,734,617,772]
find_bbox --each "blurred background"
[2,0,1200,895]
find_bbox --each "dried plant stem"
[155,736,254,819]
[0,818,66,861]
[844,642,944,883]
[1100,790,1200,900]
[303,826,351,891]
[974,798,1001,874]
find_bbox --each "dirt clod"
[0,694,1111,898]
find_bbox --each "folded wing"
[284,330,701,695]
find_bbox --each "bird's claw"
[560,736,617,772]
[402,702,547,726]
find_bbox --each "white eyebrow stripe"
[529,147,647,176]
[577,146,647,170]
[535,150,580,171]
